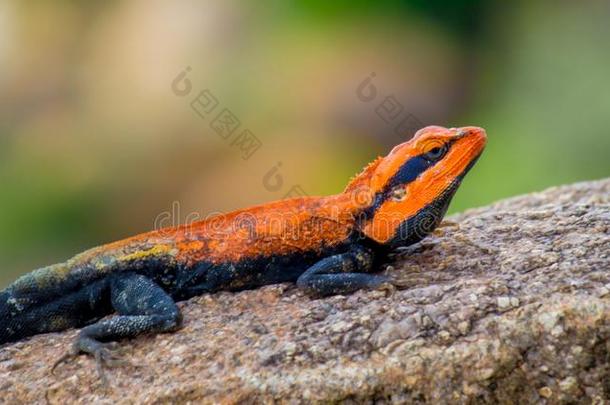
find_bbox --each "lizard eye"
[423,144,448,162]
[390,187,408,202]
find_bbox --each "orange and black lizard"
[0,125,486,379]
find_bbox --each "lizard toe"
[50,348,79,376]
[94,348,117,387]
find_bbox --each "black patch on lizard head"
[360,140,455,221]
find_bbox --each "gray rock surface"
[1,179,609,404]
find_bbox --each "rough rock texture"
[1,179,609,404]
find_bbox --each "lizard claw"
[51,347,79,376]
[51,341,132,388]
[94,347,128,387]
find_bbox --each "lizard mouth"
[458,150,483,181]
[451,126,486,180]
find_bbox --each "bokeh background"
[1,1,609,287]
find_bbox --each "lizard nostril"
[457,126,485,138]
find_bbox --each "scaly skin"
[0,125,486,383]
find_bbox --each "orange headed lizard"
[0,125,486,382]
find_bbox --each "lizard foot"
[92,345,130,387]
[51,341,131,387]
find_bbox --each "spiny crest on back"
[343,156,384,194]
[342,128,446,200]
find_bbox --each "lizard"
[0,125,486,382]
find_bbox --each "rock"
[539,386,553,398]
[1,179,609,404]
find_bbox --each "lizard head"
[352,125,486,248]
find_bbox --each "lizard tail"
[0,262,81,345]
[0,290,18,344]
[0,262,76,344]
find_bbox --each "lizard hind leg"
[53,273,182,386]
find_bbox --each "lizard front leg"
[53,273,182,385]
[297,245,387,296]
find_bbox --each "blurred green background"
[1,1,609,287]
